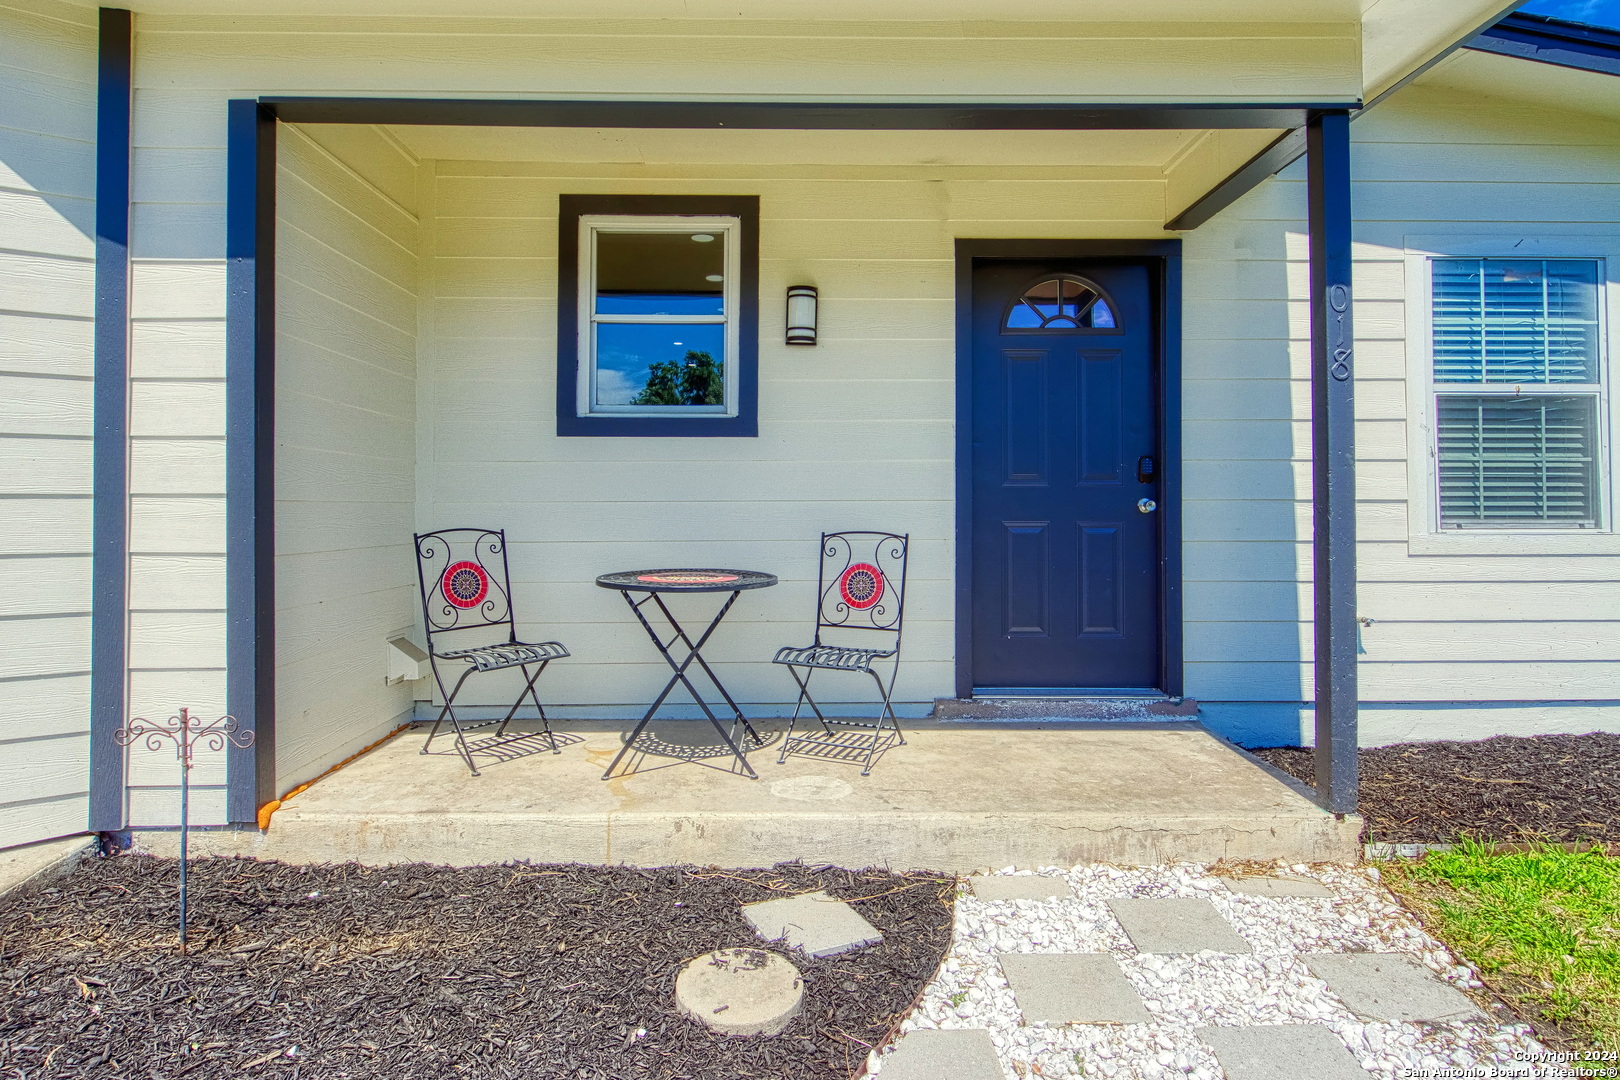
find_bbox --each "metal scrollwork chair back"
[772,531,909,775]
[413,528,571,775]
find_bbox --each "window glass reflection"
[594,323,726,407]
[595,231,724,316]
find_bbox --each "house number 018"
[1329,283,1352,382]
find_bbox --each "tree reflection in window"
[1005,277,1116,330]
[630,350,724,406]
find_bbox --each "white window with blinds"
[1428,257,1608,530]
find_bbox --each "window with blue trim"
[557,195,759,437]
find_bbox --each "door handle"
[1138,498,1157,514]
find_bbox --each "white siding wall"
[1183,78,1620,746]
[420,158,1168,712]
[275,123,419,789]
[0,0,95,848]
[126,21,231,825]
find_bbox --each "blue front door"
[969,259,1161,691]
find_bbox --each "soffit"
[385,126,1212,168]
[1421,48,1620,125]
[1360,0,1520,101]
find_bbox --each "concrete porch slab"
[152,722,1360,870]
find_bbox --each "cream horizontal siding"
[275,123,419,792]
[1181,76,1620,733]
[421,157,1169,711]
[0,0,94,849]
[125,19,230,822]
[132,15,1359,103]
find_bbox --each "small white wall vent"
[386,635,430,685]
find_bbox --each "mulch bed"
[1252,732,1620,845]
[0,856,955,1079]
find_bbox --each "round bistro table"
[595,569,778,779]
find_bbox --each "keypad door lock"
[1136,455,1156,484]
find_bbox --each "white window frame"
[575,214,741,419]
[1404,234,1618,554]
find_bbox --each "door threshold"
[935,695,1198,721]
[972,687,1169,700]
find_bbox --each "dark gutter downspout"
[89,7,132,834]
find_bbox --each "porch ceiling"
[383,125,1277,170]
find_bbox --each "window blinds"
[1432,260,1598,384]
[1437,395,1599,526]
[1431,258,1604,529]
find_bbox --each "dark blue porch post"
[1306,111,1359,814]
[90,7,132,833]
[225,100,277,824]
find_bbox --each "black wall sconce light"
[786,285,818,345]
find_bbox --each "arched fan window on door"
[1004,276,1118,331]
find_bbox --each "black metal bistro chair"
[772,531,909,775]
[413,528,570,775]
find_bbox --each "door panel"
[1078,523,1124,635]
[1003,351,1049,485]
[1003,522,1050,636]
[970,260,1160,690]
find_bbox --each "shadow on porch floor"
[154,721,1361,870]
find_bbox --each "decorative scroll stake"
[114,709,254,954]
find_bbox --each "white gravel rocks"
[865,862,1555,1080]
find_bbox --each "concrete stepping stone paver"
[1198,1024,1372,1080]
[1306,952,1488,1022]
[968,875,1072,901]
[1107,897,1254,954]
[874,1028,1005,1080]
[743,890,883,958]
[1219,875,1333,898]
[674,948,804,1036]
[998,952,1152,1025]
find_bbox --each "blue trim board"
[89,7,132,834]
[556,194,760,438]
[259,99,1351,131]
[952,240,1184,701]
[225,100,277,823]
[1470,11,1620,76]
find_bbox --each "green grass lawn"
[1381,842,1620,1051]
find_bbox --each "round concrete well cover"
[675,948,804,1036]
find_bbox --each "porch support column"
[1306,110,1358,814]
[90,7,133,833]
[225,100,277,824]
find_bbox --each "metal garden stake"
[114,709,254,953]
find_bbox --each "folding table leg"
[602,589,760,780]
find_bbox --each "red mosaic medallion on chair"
[441,560,490,609]
[837,562,884,611]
